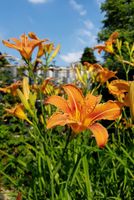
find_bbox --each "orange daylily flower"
[108,80,134,122]
[28,32,60,62]
[107,79,130,105]
[46,84,122,147]
[107,80,134,121]
[0,81,21,96]
[28,32,48,58]
[96,68,117,84]
[94,32,119,54]
[2,33,45,60]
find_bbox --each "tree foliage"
[98,0,134,43]
[80,47,97,65]
[97,0,134,79]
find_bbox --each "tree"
[80,47,97,65]
[97,0,134,80]
[98,0,134,43]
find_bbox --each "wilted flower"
[46,84,122,147]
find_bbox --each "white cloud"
[78,29,91,38]
[69,0,87,16]
[60,51,82,63]
[77,29,97,46]
[83,20,94,30]
[76,19,97,47]
[28,0,50,4]
[96,0,104,7]
[77,37,87,45]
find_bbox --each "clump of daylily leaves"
[0,31,134,199]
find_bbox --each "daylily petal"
[97,68,117,83]
[45,95,71,113]
[89,123,108,147]
[107,79,129,95]
[85,93,101,113]
[2,40,20,50]
[107,79,130,103]
[28,32,39,40]
[28,32,49,58]
[70,123,86,133]
[88,101,122,123]
[46,112,75,129]
[94,45,105,54]
[63,84,84,112]
[11,38,21,46]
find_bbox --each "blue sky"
[0,0,104,66]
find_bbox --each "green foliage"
[97,0,134,75]
[98,0,134,43]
